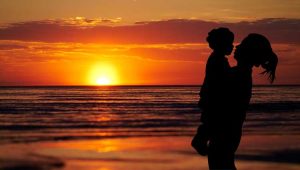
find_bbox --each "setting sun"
[88,63,119,86]
[96,76,111,85]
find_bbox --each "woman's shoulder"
[228,66,252,85]
[229,66,251,74]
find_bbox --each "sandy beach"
[0,135,299,170]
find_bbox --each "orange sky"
[0,0,299,85]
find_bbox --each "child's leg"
[191,122,209,156]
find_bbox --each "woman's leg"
[207,122,242,170]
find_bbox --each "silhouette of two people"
[192,28,278,170]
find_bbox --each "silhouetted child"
[192,27,234,156]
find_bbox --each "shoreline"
[0,135,299,170]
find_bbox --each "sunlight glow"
[96,76,111,85]
[88,63,119,86]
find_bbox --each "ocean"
[0,86,299,143]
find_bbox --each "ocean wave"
[0,86,299,143]
[248,102,300,112]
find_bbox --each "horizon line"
[0,84,300,87]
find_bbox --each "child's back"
[192,27,234,156]
[199,51,231,110]
[199,28,234,111]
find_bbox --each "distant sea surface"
[0,86,299,143]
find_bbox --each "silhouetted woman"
[207,33,278,170]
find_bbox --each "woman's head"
[234,33,278,83]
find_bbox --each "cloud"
[59,17,123,26]
[0,41,209,64]
[0,44,27,50]
[0,18,299,44]
[125,46,209,62]
[1,40,299,67]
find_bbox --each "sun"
[88,63,119,86]
[96,76,111,85]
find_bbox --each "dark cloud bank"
[0,18,299,44]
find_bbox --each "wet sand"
[0,135,299,170]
